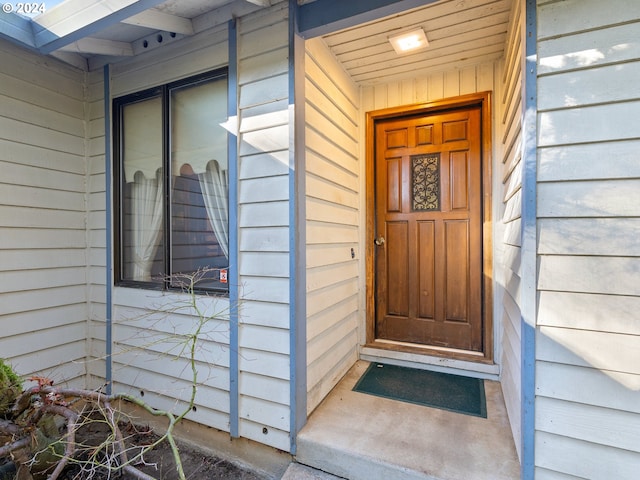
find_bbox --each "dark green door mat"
[353,363,487,418]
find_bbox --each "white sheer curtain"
[198,160,229,259]
[130,169,163,281]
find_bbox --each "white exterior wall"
[360,63,496,111]
[104,21,233,433]
[535,0,640,478]
[236,2,292,451]
[497,0,524,461]
[0,39,88,387]
[81,1,295,453]
[304,38,360,414]
[87,69,108,387]
[0,0,295,454]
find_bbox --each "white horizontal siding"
[534,467,585,480]
[111,288,231,431]
[539,140,640,182]
[538,61,640,110]
[0,39,88,388]
[536,396,640,453]
[538,218,640,256]
[538,20,640,76]
[304,37,360,414]
[538,179,640,218]
[111,25,229,96]
[237,1,292,452]
[535,431,640,480]
[536,361,640,414]
[535,0,640,476]
[496,0,524,460]
[538,291,640,335]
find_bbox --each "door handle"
[374,236,385,246]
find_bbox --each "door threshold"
[366,338,493,363]
[361,343,500,380]
[376,338,486,357]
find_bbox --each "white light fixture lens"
[389,28,429,54]
[398,34,423,51]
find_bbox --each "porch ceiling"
[320,0,513,86]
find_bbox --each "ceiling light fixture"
[389,28,429,54]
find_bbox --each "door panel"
[386,158,402,212]
[374,106,483,352]
[450,151,469,210]
[443,120,467,143]
[416,124,434,145]
[386,221,409,316]
[417,220,435,320]
[444,219,469,322]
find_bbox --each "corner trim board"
[289,0,307,454]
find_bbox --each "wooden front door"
[374,105,483,352]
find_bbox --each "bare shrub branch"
[0,268,232,480]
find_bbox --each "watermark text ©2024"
[1,2,46,15]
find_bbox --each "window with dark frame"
[113,68,229,293]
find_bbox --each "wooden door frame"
[365,91,493,363]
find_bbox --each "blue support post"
[228,17,240,439]
[103,64,113,395]
[521,1,538,478]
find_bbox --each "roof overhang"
[1,0,166,53]
[296,0,440,38]
[0,0,268,70]
[33,0,168,54]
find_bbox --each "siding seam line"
[537,18,640,42]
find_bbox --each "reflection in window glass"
[121,96,164,284]
[115,70,229,292]
[171,79,229,290]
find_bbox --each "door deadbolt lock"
[374,236,385,246]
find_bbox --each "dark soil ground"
[1,401,272,480]
[60,439,267,480]
[43,419,269,480]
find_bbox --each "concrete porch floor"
[293,361,520,480]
